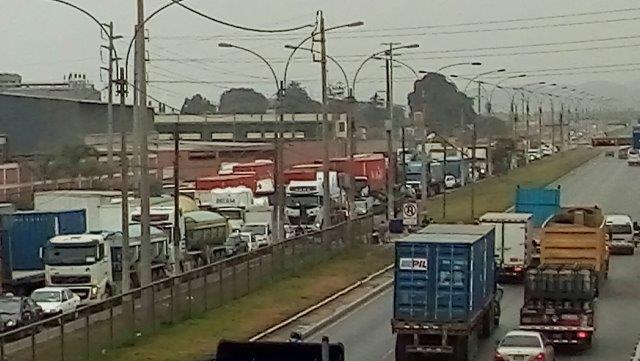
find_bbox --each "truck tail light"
[514,266,523,272]
[533,352,546,361]
[577,331,589,339]
[494,352,505,361]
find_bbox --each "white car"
[495,330,555,361]
[30,287,81,317]
[444,175,457,189]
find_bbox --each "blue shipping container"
[633,129,640,150]
[0,210,86,274]
[394,224,495,323]
[515,186,561,228]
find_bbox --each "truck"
[520,266,598,349]
[42,224,170,302]
[232,160,275,196]
[404,160,444,197]
[242,205,274,248]
[198,186,254,232]
[285,172,341,231]
[515,186,562,266]
[540,206,609,285]
[479,212,534,282]
[0,210,86,295]
[196,174,257,193]
[520,206,608,348]
[34,190,124,232]
[393,224,500,361]
[440,156,469,187]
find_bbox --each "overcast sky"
[2,0,639,111]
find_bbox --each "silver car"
[495,330,555,361]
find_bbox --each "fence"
[0,215,374,361]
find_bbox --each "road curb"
[301,278,393,339]
[250,264,393,341]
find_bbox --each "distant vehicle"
[606,214,635,255]
[527,149,543,161]
[628,148,640,166]
[541,146,553,157]
[242,222,272,248]
[224,233,250,257]
[30,287,81,318]
[444,175,457,189]
[605,150,615,157]
[618,146,631,159]
[495,330,555,361]
[0,295,43,333]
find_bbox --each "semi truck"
[42,224,170,302]
[479,212,534,282]
[404,160,444,197]
[0,210,86,295]
[198,186,254,232]
[519,206,608,348]
[285,172,341,231]
[393,224,500,361]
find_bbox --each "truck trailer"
[392,224,500,361]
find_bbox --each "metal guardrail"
[0,215,374,361]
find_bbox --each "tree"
[281,81,321,113]
[407,73,476,135]
[218,88,268,114]
[181,94,217,115]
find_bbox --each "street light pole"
[382,42,400,221]
[318,12,332,229]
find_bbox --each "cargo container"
[0,210,86,295]
[440,157,469,187]
[515,186,561,228]
[232,160,274,180]
[633,125,640,150]
[404,160,445,197]
[480,212,534,282]
[196,174,257,193]
[283,169,317,184]
[34,190,124,232]
[392,224,500,361]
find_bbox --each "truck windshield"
[611,224,632,234]
[286,195,321,208]
[44,246,97,266]
[405,173,421,182]
[218,209,243,220]
[242,225,267,235]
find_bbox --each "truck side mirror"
[38,247,44,259]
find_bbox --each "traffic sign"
[403,202,418,226]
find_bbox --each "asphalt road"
[311,152,640,361]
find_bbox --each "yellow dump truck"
[540,206,609,279]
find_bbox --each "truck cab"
[241,222,272,248]
[606,214,635,254]
[285,180,324,229]
[43,225,170,302]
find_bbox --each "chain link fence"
[0,215,374,361]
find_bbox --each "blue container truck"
[392,224,500,361]
[441,157,469,187]
[515,185,561,228]
[0,210,86,294]
[633,125,640,150]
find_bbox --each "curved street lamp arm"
[352,53,383,97]
[436,62,475,73]
[392,59,418,79]
[291,46,349,90]
[464,70,504,93]
[224,45,279,93]
[49,0,120,69]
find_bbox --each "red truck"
[195,174,257,192]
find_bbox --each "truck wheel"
[480,307,494,338]
[395,335,410,361]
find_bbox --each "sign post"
[402,202,418,227]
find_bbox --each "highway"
[311,152,640,361]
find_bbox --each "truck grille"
[51,275,91,284]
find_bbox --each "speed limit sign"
[403,202,418,226]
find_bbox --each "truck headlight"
[91,286,98,296]
[5,320,15,327]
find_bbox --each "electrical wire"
[169,0,314,33]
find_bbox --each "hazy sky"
[2,0,639,111]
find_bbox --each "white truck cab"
[42,225,170,303]
[242,222,272,248]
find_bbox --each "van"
[606,214,635,255]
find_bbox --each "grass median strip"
[97,243,393,361]
[425,147,600,223]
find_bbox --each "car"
[495,330,555,361]
[30,287,81,318]
[605,150,615,157]
[444,175,457,189]
[224,232,250,256]
[606,214,636,254]
[0,295,43,334]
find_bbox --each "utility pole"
[173,121,181,275]
[383,43,399,221]
[116,67,130,292]
[470,81,480,220]
[101,21,116,180]
[550,97,556,150]
[559,102,565,150]
[276,81,285,240]
[538,103,543,150]
[442,142,447,220]
[318,12,332,229]
[523,93,528,158]
[134,0,152,320]
[347,89,357,220]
